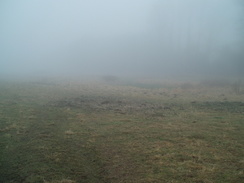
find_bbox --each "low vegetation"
[0,79,243,182]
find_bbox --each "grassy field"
[0,78,243,183]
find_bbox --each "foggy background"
[0,0,243,80]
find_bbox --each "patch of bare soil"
[192,101,244,113]
[48,96,172,116]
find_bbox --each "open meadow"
[0,78,243,183]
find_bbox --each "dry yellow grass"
[0,79,243,182]
[64,129,75,135]
[44,179,76,183]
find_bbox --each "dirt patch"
[49,96,172,116]
[192,101,244,113]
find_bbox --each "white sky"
[0,0,242,78]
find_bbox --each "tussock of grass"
[64,129,75,135]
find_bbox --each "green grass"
[0,79,243,182]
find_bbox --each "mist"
[0,0,243,80]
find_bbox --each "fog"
[0,0,243,80]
